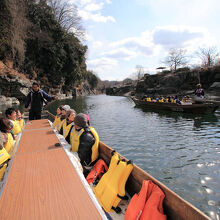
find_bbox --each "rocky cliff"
[0,61,97,105]
[106,66,220,99]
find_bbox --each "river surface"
[1,94,220,219]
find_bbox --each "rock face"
[0,61,97,102]
[0,61,32,100]
[0,95,20,106]
[106,66,220,97]
[106,84,135,96]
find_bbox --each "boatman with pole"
[24,82,57,120]
[194,83,205,103]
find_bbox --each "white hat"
[62,105,70,111]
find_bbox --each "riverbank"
[106,65,220,101]
[0,60,100,103]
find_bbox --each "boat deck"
[0,119,104,220]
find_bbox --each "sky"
[71,0,220,80]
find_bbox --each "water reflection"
[135,106,219,129]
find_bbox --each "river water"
[1,94,220,219]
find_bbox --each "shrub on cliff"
[0,0,88,88]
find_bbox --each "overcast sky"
[72,0,220,80]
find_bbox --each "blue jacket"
[25,89,54,109]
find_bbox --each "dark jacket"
[25,89,54,111]
[195,88,205,97]
[77,127,95,166]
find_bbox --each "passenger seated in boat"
[85,114,90,126]
[59,109,76,144]
[159,97,164,103]
[0,118,15,153]
[70,113,99,176]
[181,96,192,104]
[0,132,11,179]
[194,84,205,103]
[57,105,70,131]
[146,97,151,102]
[52,105,63,129]
[15,109,25,129]
[174,96,182,105]
[5,108,22,135]
[167,96,171,103]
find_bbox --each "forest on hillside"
[0,0,98,89]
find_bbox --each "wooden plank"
[17,128,60,154]
[24,119,50,130]
[0,148,103,220]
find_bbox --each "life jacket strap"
[0,160,9,169]
[111,150,116,156]
[117,194,129,200]
[111,206,121,213]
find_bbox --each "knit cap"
[74,113,88,128]
[62,105,70,111]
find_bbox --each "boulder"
[0,95,20,106]
[209,82,220,90]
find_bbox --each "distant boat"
[131,97,219,114]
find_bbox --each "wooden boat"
[131,97,219,114]
[45,111,210,220]
[0,111,211,219]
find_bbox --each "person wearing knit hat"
[71,113,99,176]
[74,113,88,129]
[59,109,76,144]
[57,105,71,131]
[62,105,70,112]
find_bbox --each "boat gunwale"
[131,97,219,114]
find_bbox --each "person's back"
[70,113,99,175]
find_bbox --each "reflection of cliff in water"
[45,97,88,115]
[138,107,219,129]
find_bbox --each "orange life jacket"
[86,159,108,184]
[125,180,166,220]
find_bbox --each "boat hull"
[132,98,219,114]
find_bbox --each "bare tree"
[163,48,187,71]
[135,65,144,80]
[5,0,29,65]
[196,46,219,67]
[47,0,85,39]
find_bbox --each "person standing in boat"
[70,113,99,176]
[24,82,57,120]
[194,84,205,103]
